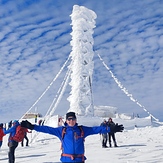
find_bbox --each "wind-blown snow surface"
[1,116,163,163]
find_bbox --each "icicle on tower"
[67,5,97,116]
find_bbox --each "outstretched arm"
[21,120,62,139]
[83,124,124,137]
[3,126,15,135]
[82,126,110,137]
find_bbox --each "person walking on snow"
[21,112,124,163]
[108,118,118,147]
[21,128,32,147]
[3,120,20,163]
[0,123,5,148]
[100,119,108,148]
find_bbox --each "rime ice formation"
[67,5,97,116]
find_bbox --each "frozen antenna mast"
[67,5,97,116]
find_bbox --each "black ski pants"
[8,141,18,163]
[108,133,116,144]
[21,134,29,146]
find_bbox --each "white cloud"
[0,0,163,122]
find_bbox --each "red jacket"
[24,128,32,135]
[0,128,5,141]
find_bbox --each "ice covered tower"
[67,5,97,116]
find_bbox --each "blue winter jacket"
[3,121,19,142]
[34,123,110,162]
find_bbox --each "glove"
[21,120,34,130]
[110,124,124,133]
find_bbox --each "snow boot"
[114,142,118,147]
[102,143,108,148]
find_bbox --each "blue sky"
[0,0,163,122]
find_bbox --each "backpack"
[60,126,84,150]
[12,125,27,142]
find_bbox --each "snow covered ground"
[1,116,163,163]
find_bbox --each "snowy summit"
[1,115,163,163]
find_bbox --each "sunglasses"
[67,117,76,121]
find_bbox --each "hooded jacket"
[34,123,110,162]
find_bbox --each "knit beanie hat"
[66,112,76,120]
[12,120,19,125]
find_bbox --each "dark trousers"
[62,162,84,163]
[21,135,29,146]
[108,133,117,145]
[0,141,2,148]
[8,141,18,163]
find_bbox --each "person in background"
[8,120,12,129]
[42,120,45,126]
[35,115,37,123]
[38,119,43,126]
[100,119,108,148]
[0,123,5,148]
[58,117,64,126]
[3,120,20,163]
[107,118,118,147]
[21,112,124,163]
[21,128,32,147]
